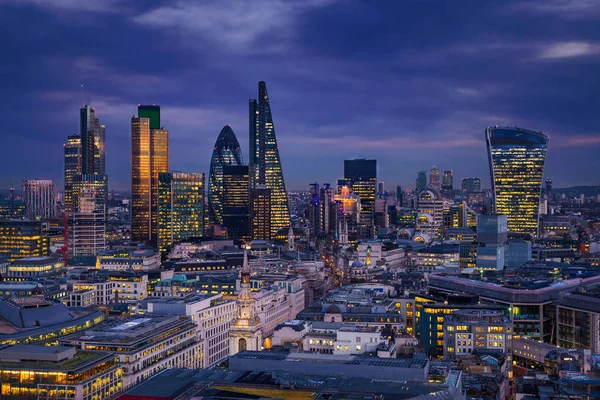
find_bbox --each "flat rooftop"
[0,345,113,372]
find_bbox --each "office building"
[157,172,204,255]
[60,314,202,389]
[80,105,105,176]
[476,214,507,271]
[5,256,64,280]
[443,309,512,358]
[0,345,122,400]
[249,81,290,238]
[22,180,56,219]
[251,185,271,240]
[208,125,243,225]
[442,170,453,196]
[396,186,403,206]
[131,105,169,248]
[308,183,322,239]
[72,184,106,256]
[378,181,385,196]
[556,289,600,354]
[429,166,440,190]
[415,186,444,243]
[344,159,377,229]
[71,174,108,216]
[0,219,48,262]
[486,126,549,237]
[63,135,82,213]
[222,165,250,239]
[461,177,481,194]
[416,170,427,192]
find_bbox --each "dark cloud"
[0,0,598,191]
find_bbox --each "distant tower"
[230,245,262,355]
[416,171,427,192]
[287,227,295,251]
[338,218,348,246]
[430,166,441,190]
[22,180,57,219]
[545,177,553,197]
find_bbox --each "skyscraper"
[71,175,108,218]
[222,165,250,240]
[461,178,481,193]
[429,166,440,190]
[442,170,453,194]
[251,185,271,240]
[64,135,82,213]
[22,180,56,219]
[249,81,290,238]
[131,106,169,247]
[79,105,105,175]
[72,184,106,257]
[208,125,243,225]
[416,171,427,192]
[344,159,376,229]
[486,126,549,237]
[158,172,204,255]
[0,220,48,262]
[476,214,508,271]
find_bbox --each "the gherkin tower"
[249,81,291,238]
[208,125,243,225]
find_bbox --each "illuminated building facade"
[443,309,512,358]
[249,81,290,238]
[131,105,169,248]
[0,219,48,262]
[429,166,440,190]
[63,135,82,213]
[415,186,444,243]
[5,256,64,280]
[22,180,56,219]
[461,177,481,193]
[222,165,250,240]
[157,172,205,255]
[79,105,105,176]
[344,159,376,230]
[208,125,243,225]
[72,182,107,257]
[251,185,271,240]
[0,345,122,400]
[486,126,549,237]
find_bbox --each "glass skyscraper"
[344,159,376,229]
[79,105,105,176]
[249,81,290,239]
[208,125,243,225]
[486,126,549,237]
[222,165,250,240]
[131,105,169,248]
[157,172,204,255]
[64,135,82,213]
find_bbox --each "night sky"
[1,0,599,192]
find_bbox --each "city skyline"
[1,1,600,191]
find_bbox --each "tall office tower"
[222,165,250,240]
[64,135,82,213]
[72,185,106,256]
[416,171,427,192]
[0,220,48,262]
[486,126,549,237]
[374,198,389,229]
[208,125,244,225]
[344,159,376,229]
[251,185,271,240]
[22,180,56,219]
[72,174,108,219]
[396,186,403,206]
[308,183,322,240]
[461,177,482,194]
[429,166,441,190]
[378,181,385,196]
[415,186,444,243]
[157,172,204,255]
[80,105,105,175]
[249,81,291,238]
[476,214,508,271]
[320,183,336,234]
[442,170,453,195]
[131,106,169,247]
[545,177,553,197]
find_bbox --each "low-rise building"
[97,249,160,272]
[5,256,64,281]
[416,244,460,271]
[0,345,122,400]
[59,314,202,389]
